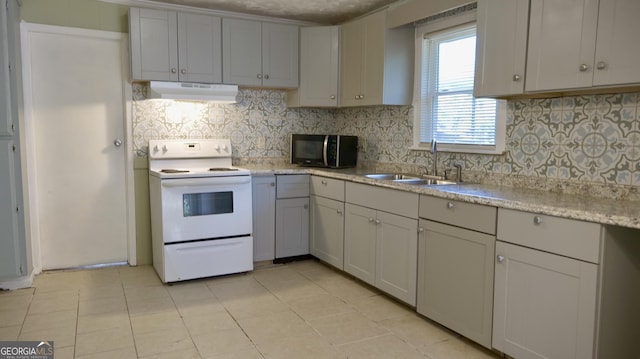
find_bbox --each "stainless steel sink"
[362,173,458,185]
[363,173,421,180]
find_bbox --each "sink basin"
[362,173,458,185]
[363,173,421,180]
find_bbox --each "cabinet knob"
[579,64,590,72]
[321,180,327,185]
[180,69,186,75]
[264,74,270,80]
[446,202,454,209]
[596,61,607,70]
[330,95,336,100]
[257,74,263,79]
[533,216,543,225]
[270,182,275,187]
[337,209,343,215]
[304,204,309,210]
[418,227,424,233]
[513,74,521,82]
[368,217,374,223]
[171,68,177,74]
[497,255,505,263]
[359,95,365,99]
[375,219,381,225]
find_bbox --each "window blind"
[420,25,497,146]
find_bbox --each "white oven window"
[183,191,234,217]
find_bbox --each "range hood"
[146,81,238,103]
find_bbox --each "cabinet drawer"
[419,196,497,235]
[346,182,418,219]
[310,176,344,201]
[497,208,602,263]
[276,174,309,199]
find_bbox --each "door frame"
[20,22,137,274]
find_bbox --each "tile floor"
[0,259,502,359]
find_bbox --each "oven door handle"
[161,176,251,188]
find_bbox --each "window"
[413,20,506,154]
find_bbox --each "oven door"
[159,175,252,243]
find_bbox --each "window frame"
[411,11,506,154]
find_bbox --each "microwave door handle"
[323,135,329,167]
[161,176,251,188]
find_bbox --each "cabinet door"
[474,0,529,97]
[340,19,363,106]
[177,13,222,83]
[375,211,417,305]
[493,241,598,359]
[0,139,22,277]
[298,26,339,107]
[275,197,309,258]
[262,23,299,88]
[344,203,376,285]
[222,18,262,86]
[417,220,495,348]
[360,10,385,106]
[129,8,178,81]
[309,195,344,270]
[526,0,599,92]
[592,0,640,86]
[252,176,276,261]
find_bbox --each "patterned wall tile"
[131,84,640,195]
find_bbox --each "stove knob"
[215,145,221,152]
[223,145,229,152]
[153,145,159,153]
[162,145,168,153]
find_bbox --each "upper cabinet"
[288,26,340,108]
[129,8,222,83]
[340,10,413,107]
[526,0,640,92]
[474,0,529,97]
[222,19,299,88]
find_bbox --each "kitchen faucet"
[431,139,438,178]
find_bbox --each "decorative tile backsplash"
[132,84,640,198]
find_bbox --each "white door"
[22,24,130,270]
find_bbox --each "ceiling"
[143,0,401,24]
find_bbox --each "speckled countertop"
[247,166,640,230]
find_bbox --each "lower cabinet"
[275,197,309,258]
[251,175,276,261]
[309,195,344,269]
[344,202,418,306]
[493,241,598,359]
[417,219,495,349]
[275,174,309,259]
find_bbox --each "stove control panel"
[149,139,232,159]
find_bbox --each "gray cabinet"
[417,196,497,349]
[288,26,340,108]
[222,19,299,88]
[129,8,222,83]
[474,0,529,97]
[252,175,276,262]
[275,175,309,258]
[344,182,419,305]
[340,10,413,107]
[309,176,345,269]
[0,0,27,285]
[526,0,640,92]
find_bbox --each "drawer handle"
[497,255,505,263]
[533,216,543,225]
[446,202,454,209]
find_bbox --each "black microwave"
[290,134,358,168]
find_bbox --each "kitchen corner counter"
[246,166,640,230]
